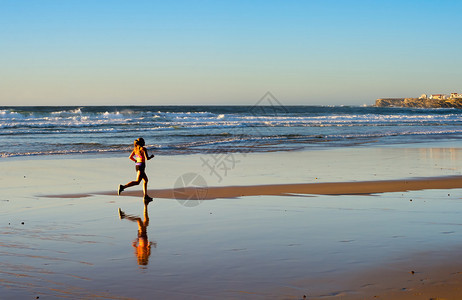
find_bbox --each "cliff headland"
[375,94,462,108]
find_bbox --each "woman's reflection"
[118,201,157,266]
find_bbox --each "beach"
[2,144,462,299]
[3,0,462,297]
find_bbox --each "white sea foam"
[0,110,25,119]
[102,111,125,119]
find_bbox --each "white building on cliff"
[416,92,461,100]
[430,94,447,100]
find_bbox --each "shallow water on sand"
[2,188,462,299]
[3,145,462,197]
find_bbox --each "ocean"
[1,105,462,158]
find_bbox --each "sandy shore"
[2,146,462,299]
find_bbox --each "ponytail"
[135,138,145,147]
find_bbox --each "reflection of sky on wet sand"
[3,146,462,199]
[198,146,462,185]
[2,188,462,299]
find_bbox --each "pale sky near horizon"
[1,0,461,106]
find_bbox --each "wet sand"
[2,146,462,299]
[47,175,462,200]
[278,245,462,299]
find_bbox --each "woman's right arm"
[129,150,136,162]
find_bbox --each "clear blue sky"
[1,0,461,106]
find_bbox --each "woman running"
[118,138,154,201]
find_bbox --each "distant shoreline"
[375,97,462,108]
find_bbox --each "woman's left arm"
[144,147,155,160]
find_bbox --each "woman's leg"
[141,173,149,196]
[124,171,142,188]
